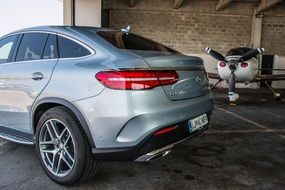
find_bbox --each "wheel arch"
[31,98,95,148]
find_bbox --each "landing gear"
[228,64,238,106]
[264,82,282,100]
[228,93,239,106]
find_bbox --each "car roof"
[2,25,116,38]
[0,26,125,54]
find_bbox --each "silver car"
[0,26,213,185]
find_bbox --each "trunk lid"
[143,54,210,100]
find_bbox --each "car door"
[0,34,20,127]
[0,32,59,133]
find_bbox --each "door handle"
[31,72,44,80]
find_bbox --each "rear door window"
[16,33,48,62]
[42,34,58,59]
[57,36,91,58]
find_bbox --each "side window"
[58,36,91,58]
[16,33,48,62]
[42,34,58,59]
[0,35,17,64]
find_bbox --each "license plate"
[188,113,208,133]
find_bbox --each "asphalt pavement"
[0,88,284,190]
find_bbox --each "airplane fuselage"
[217,56,259,83]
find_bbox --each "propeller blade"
[205,47,225,62]
[239,48,265,62]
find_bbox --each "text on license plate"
[188,113,208,133]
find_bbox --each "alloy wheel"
[39,119,75,177]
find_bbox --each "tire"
[35,106,99,186]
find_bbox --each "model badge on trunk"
[169,90,189,96]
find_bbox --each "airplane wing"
[207,72,222,80]
[252,74,285,82]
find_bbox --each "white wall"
[63,0,102,27]
[0,0,64,37]
[75,0,101,27]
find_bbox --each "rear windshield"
[97,31,178,54]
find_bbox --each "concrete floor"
[0,88,284,190]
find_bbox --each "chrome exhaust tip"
[135,144,173,162]
[147,149,172,161]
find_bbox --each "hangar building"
[64,0,285,88]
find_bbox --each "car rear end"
[74,29,214,161]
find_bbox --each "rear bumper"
[91,114,211,161]
[74,88,213,149]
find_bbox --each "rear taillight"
[219,61,226,67]
[241,62,248,68]
[95,70,179,90]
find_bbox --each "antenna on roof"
[121,26,131,34]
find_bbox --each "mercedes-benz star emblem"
[196,76,202,84]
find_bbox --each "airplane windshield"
[226,47,253,56]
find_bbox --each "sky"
[0,0,63,36]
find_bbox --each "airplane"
[205,47,285,105]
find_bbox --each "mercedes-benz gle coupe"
[0,26,213,185]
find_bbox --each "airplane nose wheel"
[229,93,239,106]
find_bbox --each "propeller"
[205,47,265,104]
[239,48,265,62]
[205,47,238,102]
[205,47,225,62]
